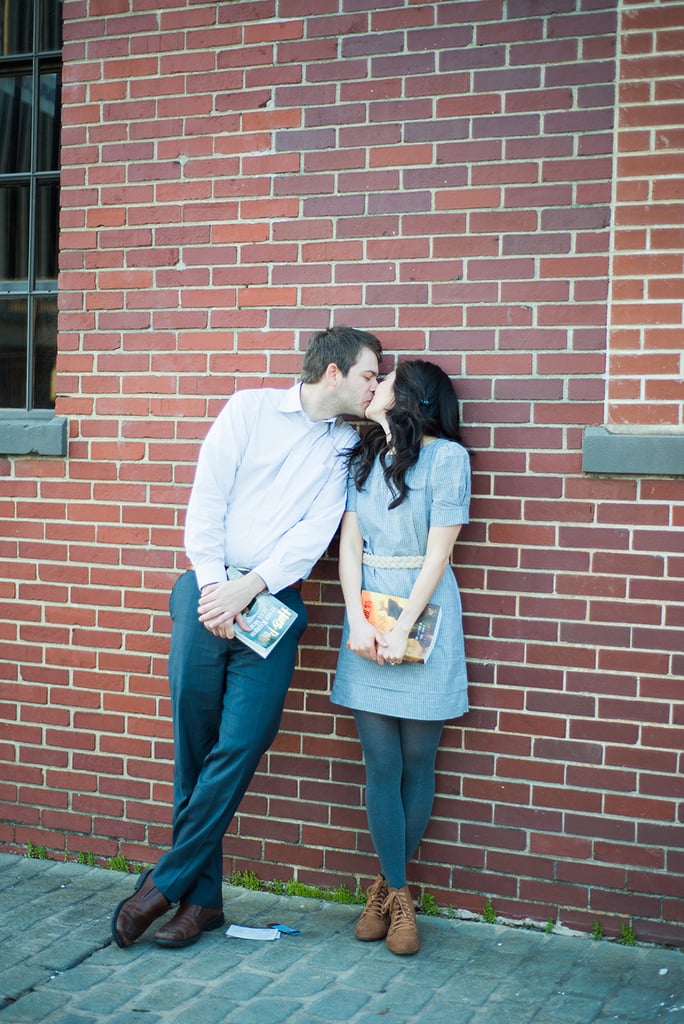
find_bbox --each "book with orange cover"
[361,589,442,663]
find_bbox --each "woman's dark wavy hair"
[347,359,466,510]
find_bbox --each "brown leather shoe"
[111,869,171,948]
[384,885,419,956]
[355,875,390,941]
[153,902,225,948]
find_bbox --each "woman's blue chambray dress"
[331,438,471,722]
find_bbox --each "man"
[111,325,382,949]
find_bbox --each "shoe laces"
[383,889,414,928]
[365,878,389,915]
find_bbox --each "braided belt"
[362,553,425,569]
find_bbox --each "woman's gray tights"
[353,710,444,890]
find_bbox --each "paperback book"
[361,589,442,663]
[226,566,298,658]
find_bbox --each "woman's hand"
[346,618,388,662]
[376,625,410,667]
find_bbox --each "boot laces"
[384,889,413,928]
[365,878,388,915]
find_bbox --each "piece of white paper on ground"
[226,924,280,941]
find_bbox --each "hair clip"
[420,399,430,406]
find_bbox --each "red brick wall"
[2,0,683,947]
[608,0,684,426]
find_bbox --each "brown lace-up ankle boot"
[355,875,390,941]
[384,885,419,955]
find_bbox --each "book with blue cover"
[226,566,298,658]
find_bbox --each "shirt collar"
[276,384,306,414]
[278,383,338,425]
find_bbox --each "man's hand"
[197,573,265,638]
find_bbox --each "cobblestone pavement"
[1,853,683,1023]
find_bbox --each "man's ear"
[325,362,342,386]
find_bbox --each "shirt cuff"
[252,557,298,596]
[194,560,227,590]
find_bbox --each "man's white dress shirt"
[185,384,358,594]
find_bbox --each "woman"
[331,359,471,956]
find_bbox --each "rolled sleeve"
[183,385,357,595]
[430,442,471,526]
[254,460,349,593]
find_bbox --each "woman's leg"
[399,718,444,863]
[354,711,444,888]
[354,712,443,956]
[354,710,407,888]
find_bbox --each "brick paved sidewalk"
[1,853,682,1023]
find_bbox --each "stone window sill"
[582,426,684,477]
[0,415,68,456]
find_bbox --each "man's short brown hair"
[301,326,383,383]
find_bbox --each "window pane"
[33,293,56,408]
[0,0,33,55]
[37,68,60,171]
[36,179,59,281]
[40,0,62,51]
[0,182,29,283]
[0,73,33,173]
[0,0,61,414]
[0,296,28,407]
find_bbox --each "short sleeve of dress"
[345,473,359,512]
[429,441,471,527]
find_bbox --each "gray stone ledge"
[582,426,684,477]
[0,415,68,456]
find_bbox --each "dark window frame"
[0,0,66,456]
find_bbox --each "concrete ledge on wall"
[0,415,68,456]
[582,426,684,477]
